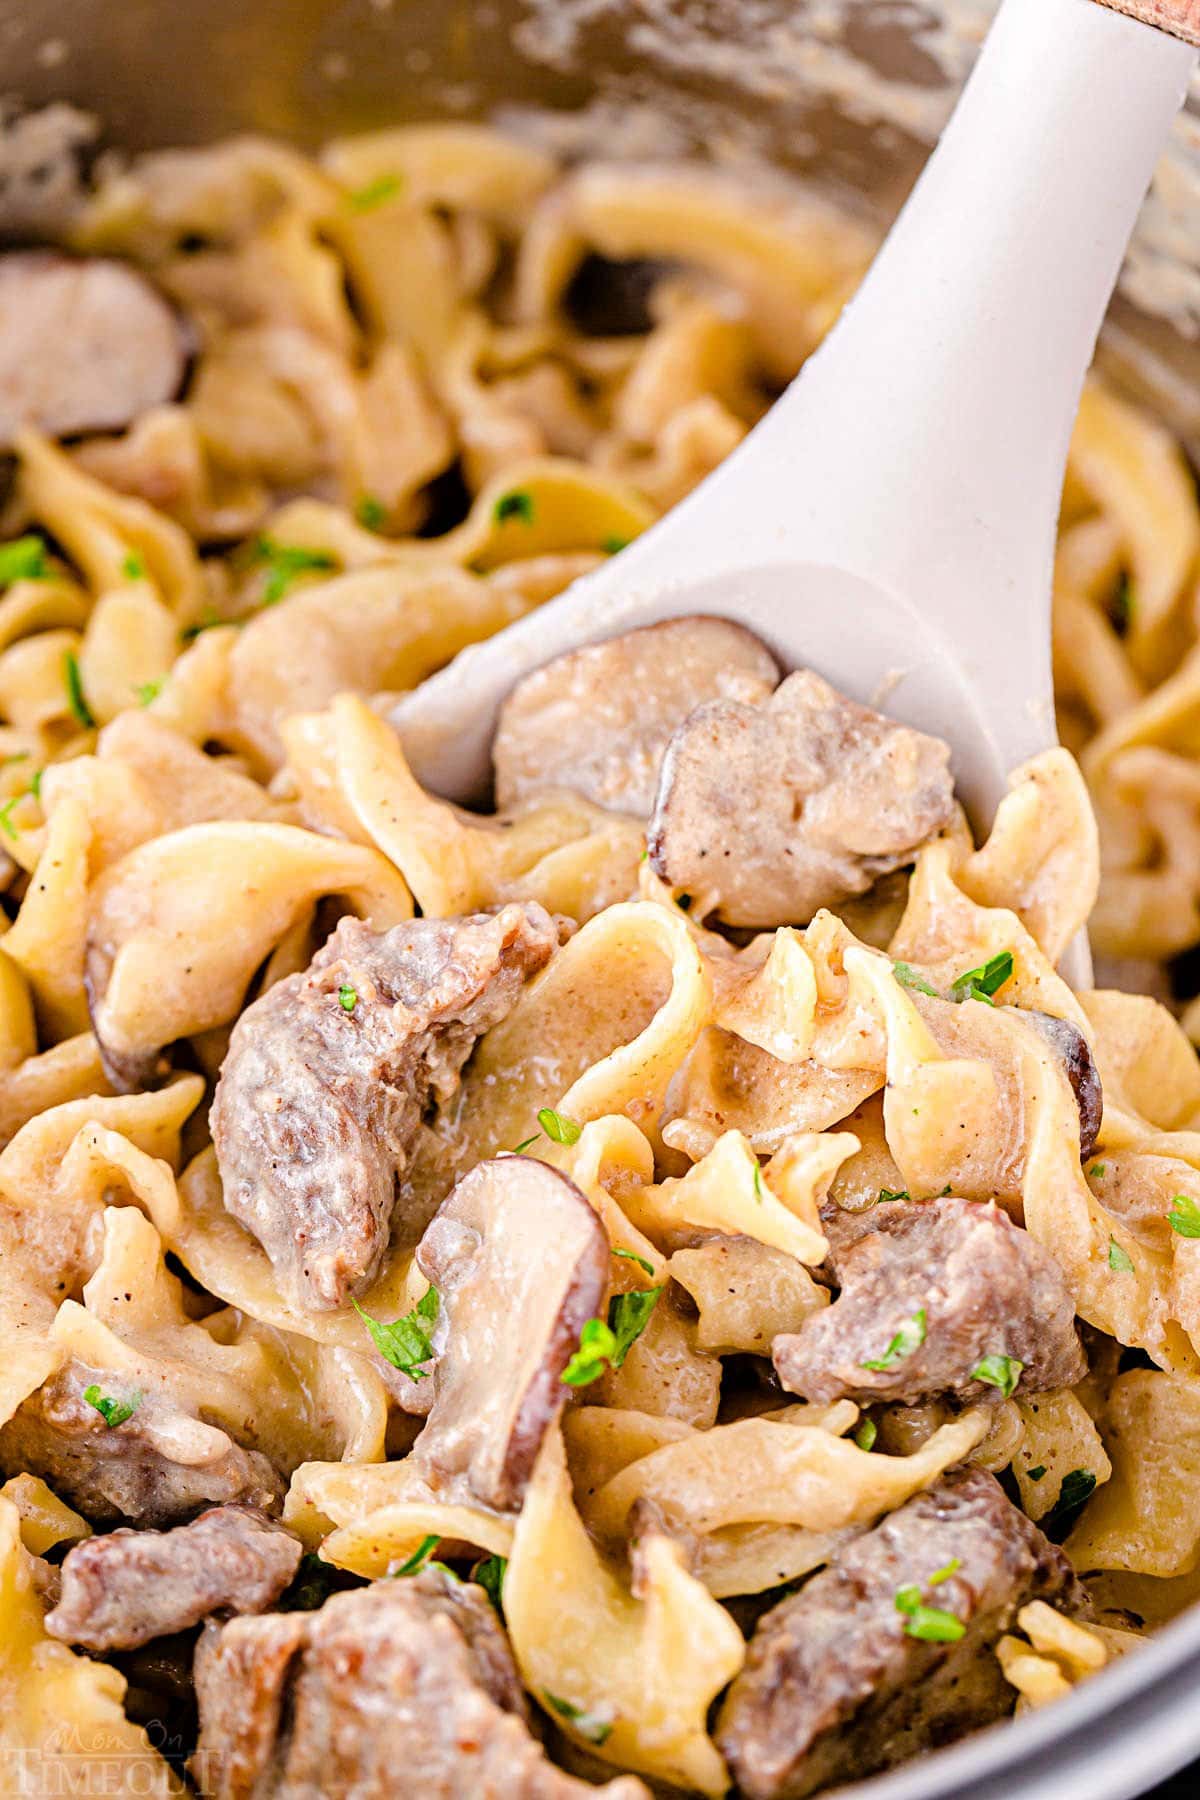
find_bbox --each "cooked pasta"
[0,115,1196,1799]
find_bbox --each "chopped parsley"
[121,552,146,581]
[133,679,162,707]
[541,1691,613,1746]
[356,494,387,531]
[1089,1162,1107,1179]
[1026,1465,1047,1483]
[249,536,337,605]
[753,1163,765,1202]
[511,1135,540,1155]
[877,1187,910,1205]
[63,651,95,730]
[894,1583,965,1642]
[562,1286,662,1387]
[537,1107,582,1146]
[1044,1468,1097,1538]
[1108,1237,1134,1274]
[353,1286,439,1380]
[83,1384,139,1429]
[0,796,20,842]
[180,608,225,642]
[1112,571,1134,634]
[279,1552,345,1612]
[0,536,49,587]
[951,950,1014,1006]
[1168,1194,1200,1239]
[391,1535,440,1578]
[348,172,405,211]
[613,1247,656,1278]
[338,984,358,1013]
[862,1308,926,1373]
[854,1418,877,1453]
[602,534,630,555]
[893,962,940,999]
[494,489,534,526]
[28,768,41,802]
[970,1353,1024,1398]
[929,1557,961,1586]
[472,1555,507,1614]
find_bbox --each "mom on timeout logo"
[0,1723,180,1796]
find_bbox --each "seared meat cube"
[716,1470,1079,1800]
[211,903,560,1311]
[648,669,955,927]
[191,1570,650,1800]
[774,1196,1084,1408]
[46,1505,302,1651]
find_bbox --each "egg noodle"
[0,122,1197,1797]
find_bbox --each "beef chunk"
[0,1363,283,1528]
[191,1572,650,1800]
[412,1158,609,1510]
[773,1197,1084,1408]
[211,903,560,1311]
[716,1470,1079,1800]
[648,670,955,927]
[492,617,780,817]
[0,251,188,448]
[45,1505,302,1651]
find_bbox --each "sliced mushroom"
[1022,1010,1103,1163]
[492,616,780,816]
[413,1157,609,1511]
[0,251,189,448]
[648,669,956,928]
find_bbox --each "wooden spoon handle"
[1092,0,1200,46]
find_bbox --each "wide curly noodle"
[0,121,1196,1795]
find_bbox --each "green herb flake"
[951,949,1014,1006]
[854,1418,877,1453]
[1026,1466,1047,1483]
[537,1107,582,1146]
[338,984,358,1013]
[494,490,534,527]
[753,1163,765,1202]
[970,1352,1024,1398]
[28,768,42,802]
[562,1286,662,1387]
[0,536,49,588]
[391,1534,440,1578]
[348,172,405,211]
[279,1551,344,1612]
[250,535,337,605]
[472,1554,507,1614]
[1045,1468,1097,1537]
[613,1247,656,1278]
[862,1308,926,1373]
[1112,572,1135,634]
[877,1187,910,1205]
[180,609,225,643]
[356,495,387,531]
[0,753,29,769]
[0,797,20,842]
[1168,1194,1200,1239]
[134,679,162,708]
[83,1384,139,1429]
[929,1558,961,1587]
[602,535,630,555]
[541,1691,613,1746]
[1089,1163,1106,1178]
[63,651,96,730]
[560,1315,618,1388]
[894,1586,966,1643]
[353,1286,439,1381]
[1108,1237,1134,1274]
[121,552,146,581]
[511,1135,539,1156]
[893,962,941,999]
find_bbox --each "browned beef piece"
[0,251,189,448]
[0,1363,283,1528]
[717,1470,1079,1800]
[648,669,955,927]
[45,1505,302,1651]
[211,903,561,1311]
[492,617,780,816]
[774,1197,1084,1408]
[191,1572,650,1800]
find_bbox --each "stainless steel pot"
[2,2,1199,1795]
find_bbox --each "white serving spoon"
[394,0,1198,964]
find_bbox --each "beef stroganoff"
[0,119,1197,1797]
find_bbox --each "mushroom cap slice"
[0,251,189,449]
[415,1156,609,1511]
[1021,1009,1103,1163]
[648,669,956,928]
[492,616,780,817]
